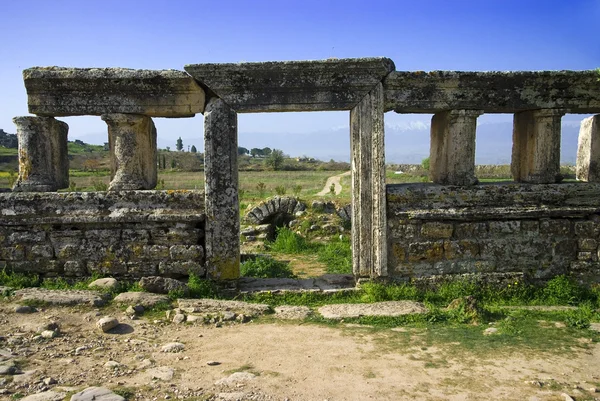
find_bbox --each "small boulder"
[126,305,144,315]
[14,305,35,314]
[96,317,119,333]
[161,342,185,353]
[483,327,498,335]
[139,276,189,295]
[88,278,119,290]
[70,386,125,401]
[41,330,58,339]
[20,390,66,401]
[172,314,186,324]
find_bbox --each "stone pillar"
[101,114,157,191]
[429,110,482,186]
[12,116,69,192]
[350,82,386,278]
[203,98,240,280]
[576,115,600,182]
[511,109,565,183]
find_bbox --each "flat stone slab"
[177,299,271,316]
[274,305,312,320]
[13,288,108,306]
[237,275,356,294]
[24,67,205,117]
[113,292,170,307]
[215,372,257,386]
[70,387,125,401]
[384,70,600,114]
[21,391,66,401]
[185,58,394,113]
[318,301,429,319]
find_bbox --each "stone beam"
[101,114,157,191]
[24,67,205,117]
[384,71,600,114]
[185,58,395,113]
[577,115,600,182]
[350,82,386,277]
[511,109,565,183]
[12,116,69,192]
[430,110,483,186]
[203,97,240,280]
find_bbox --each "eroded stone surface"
[185,58,394,112]
[274,305,312,320]
[13,288,107,306]
[102,113,157,190]
[70,386,125,401]
[384,70,600,113]
[245,197,306,225]
[318,301,428,319]
[12,116,69,192]
[577,115,600,182]
[113,292,169,307]
[177,299,271,316]
[24,67,204,117]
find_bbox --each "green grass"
[316,236,352,274]
[241,256,297,279]
[0,147,17,156]
[266,227,316,254]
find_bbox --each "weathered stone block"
[159,261,205,278]
[122,229,150,243]
[102,114,157,190]
[578,238,598,251]
[421,222,453,239]
[127,262,158,277]
[64,260,86,276]
[24,67,205,117]
[169,245,204,261]
[574,221,599,237]
[576,115,600,182]
[12,116,69,192]
[578,251,594,261]
[389,223,419,240]
[8,231,46,244]
[430,109,482,186]
[390,243,406,263]
[185,58,394,112]
[553,239,577,259]
[489,221,520,235]
[444,240,480,259]
[454,222,488,239]
[511,109,564,183]
[1,246,25,260]
[204,97,240,280]
[30,245,54,258]
[408,241,444,262]
[540,219,571,236]
[384,70,600,114]
[521,220,539,234]
[142,245,170,259]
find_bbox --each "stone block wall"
[0,191,205,279]
[387,183,600,284]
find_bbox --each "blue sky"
[0,0,598,161]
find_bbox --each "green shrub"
[565,303,594,329]
[542,275,583,305]
[317,237,352,274]
[241,257,296,279]
[267,227,313,254]
[0,268,40,289]
[188,272,219,298]
[274,185,286,195]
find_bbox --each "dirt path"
[317,171,351,196]
[1,304,598,401]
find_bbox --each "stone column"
[350,82,387,278]
[203,98,240,280]
[429,110,482,186]
[576,115,600,182]
[511,109,565,183]
[101,114,157,190]
[12,116,69,192]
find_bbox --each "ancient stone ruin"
[2,58,600,284]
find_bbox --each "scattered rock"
[172,314,186,324]
[561,393,575,401]
[161,342,185,353]
[139,276,189,295]
[12,369,39,384]
[96,317,119,333]
[14,288,108,306]
[0,363,19,375]
[126,305,144,315]
[104,361,122,369]
[148,366,174,381]
[113,292,169,307]
[275,305,312,320]
[217,392,248,401]
[88,278,119,290]
[221,311,236,321]
[41,330,58,339]
[318,301,428,319]
[43,377,57,385]
[20,391,66,401]
[207,361,221,366]
[70,386,125,401]
[137,359,153,370]
[483,327,498,335]
[186,315,202,323]
[215,372,257,386]
[14,305,35,314]
[38,321,60,333]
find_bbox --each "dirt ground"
[1,304,599,401]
